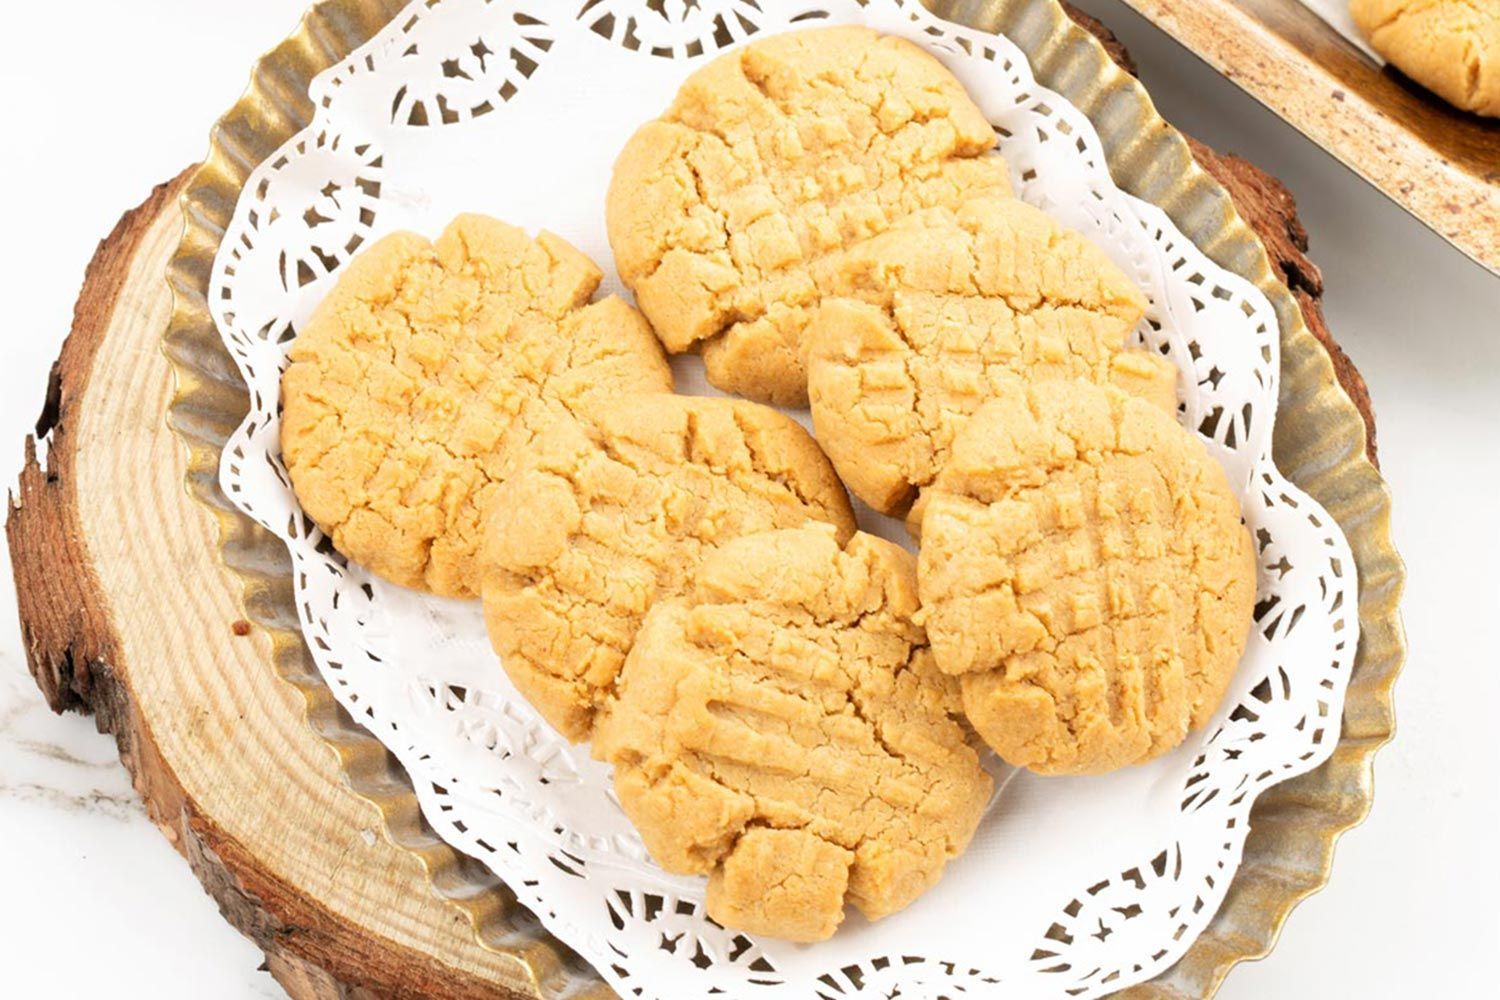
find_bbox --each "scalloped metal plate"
[162,1,1406,996]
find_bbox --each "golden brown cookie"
[807,196,1176,516]
[606,25,1013,406]
[281,215,672,596]
[593,525,991,942]
[917,381,1256,775]
[480,395,856,741]
[1352,0,1500,117]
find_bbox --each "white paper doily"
[209,2,1359,996]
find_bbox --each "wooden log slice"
[8,171,559,1000]
[6,11,1378,1000]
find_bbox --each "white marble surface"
[0,1,1495,997]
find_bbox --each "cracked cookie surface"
[606,25,1013,406]
[593,525,991,942]
[917,381,1256,775]
[480,395,856,742]
[807,196,1177,515]
[1352,0,1500,116]
[281,214,672,596]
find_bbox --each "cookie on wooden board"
[807,196,1176,516]
[607,25,1013,406]
[1352,0,1500,117]
[593,525,992,942]
[280,215,672,596]
[480,395,856,741]
[917,381,1256,775]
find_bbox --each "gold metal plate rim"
[161,2,1407,996]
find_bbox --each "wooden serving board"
[6,11,1376,1000]
[1116,0,1500,276]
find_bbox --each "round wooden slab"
[6,12,1379,1000]
[8,171,557,1000]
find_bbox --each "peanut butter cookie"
[917,382,1256,775]
[281,215,672,596]
[480,396,856,741]
[593,525,991,942]
[1352,0,1500,117]
[606,25,1013,406]
[808,196,1177,516]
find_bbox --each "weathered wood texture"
[1113,0,1499,276]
